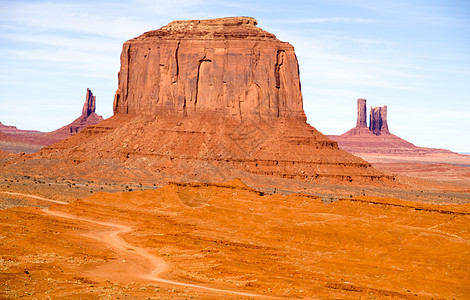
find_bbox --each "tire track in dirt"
[29,196,280,298]
[0,191,69,205]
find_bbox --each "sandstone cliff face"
[113,17,305,121]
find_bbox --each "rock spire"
[349,98,390,136]
[82,88,97,117]
[369,105,389,135]
[356,98,367,128]
[47,88,103,139]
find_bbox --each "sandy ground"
[354,152,470,187]
[43,208,269,299]
[1,180,469,299]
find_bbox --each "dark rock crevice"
[194,56,212,107]
[173,40,181,84]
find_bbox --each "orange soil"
[1,180,469,299]
[372,162,470,186]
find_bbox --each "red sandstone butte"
[369,105,389,135]
[6,17,392,185]
[113,17,305,121]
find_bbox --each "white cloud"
[290,35,425,92]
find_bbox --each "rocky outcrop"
[356,98,367,128]
[342,99,390,136]
[328,99,458,156]
[82,88,97,118]
[369,105,389,135]
[47,88,103,138]
[113,17,305,121]
[0,89,103,153]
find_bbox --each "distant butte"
[328,99,470,184]
[45,88,103,140]
[328,98,464,156]
[0,88,103,153]
[4,17,393,185]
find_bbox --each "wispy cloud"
[272,17,377,24]
[348,0,470,26]
[287,34,425,92]
[1,2,153,40]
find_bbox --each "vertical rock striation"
[380,105,389,134]
[369,105,389,135]
[82,88,97,117]
[43,88,103,142]
[113,17,305,121]
[356,98,367,128]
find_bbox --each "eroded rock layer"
[21,113,390,185]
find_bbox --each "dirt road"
[40,201,276,298]
[0,191,68,205]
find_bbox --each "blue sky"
[0,0,469,152]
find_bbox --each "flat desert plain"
[1,180,469,299]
